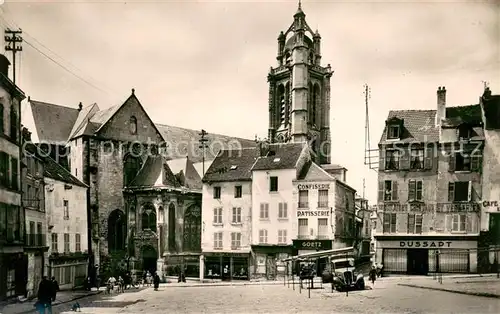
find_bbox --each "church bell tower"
[267,1,333,164]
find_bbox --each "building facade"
[21,134,48,298]
[355,196,371,260]
[374,86,484,275]
[200,148,258,281]
[267,3,333,165]
[0,54,26,300]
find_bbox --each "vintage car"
[299,263,316,280]
[322,258,365,291]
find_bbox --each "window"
[408,214,423,234]
[234,185,242,198]
[141,209,157,232]
[298,190,308,208]
[259,203,269,219]
[63,200,69,219]
[410,149,424,170]
[123,154,142,186]
[10,157,18,190]
[458,126,471,140]
[455,152,471,171]
[232,207,242,224]
[231,232,241,249]
[0,103,4,134]
[75,234,81,252]
[213,187,221,199]
[278,230,287,244]
[449,151,481,172]
[51,233,58,252]
[278,203,288,219]
[10,105,18,142]
[269,176,278,192]
[408,180,423,201]
[385,149,400,170]
[0,152,8,187]
[298,218,308,237]
[387,125,400,139]
[213,207,223,224]
[214,232,223,249]
[448,181,471,202]
[258,229,268,244]
[129,116,137,135]
[318,218,328,237]
[64,233,70,253]
[381,180,398,201]
[383,213,397,233]
[318,190,328,208]
[452,214,466,232]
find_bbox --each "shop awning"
[281,247,355,262]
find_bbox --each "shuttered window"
[383,213,397,233]
[408,180,423,201]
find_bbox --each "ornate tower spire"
[267,2,333,164]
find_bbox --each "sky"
[0,0,499,204]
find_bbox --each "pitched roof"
[25,143,87,187]
[193,159,215,177]
[297,161,335,181]
[128,155,181,188]
[28,97,257,162]
[166,157,202,190]
[379,105,483,145]
[251,143,306,171]
[156,124,257,163]
[203,148,259,183]
[30,100,80,143]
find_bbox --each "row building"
[373,85,500,275]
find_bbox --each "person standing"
[50,277,59,302]
[37,276,54,314]
[153,272,160,291]
[369,266,377,287]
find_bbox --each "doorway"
[141,246,158,274]
[407,249,429,275]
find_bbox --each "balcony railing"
[25,233,47,247]
[317,202,329,209]
[23,198,41,210]
[297,234,309,240]
[316,235,330,240]
[377,202,480,213]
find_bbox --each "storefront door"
[407,249,428,275]
[266,255,276,280]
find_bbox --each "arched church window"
[123,154,142,186]
[108,209,126,253]
[183,205,201,252]
[308,51,314,64]
[285,82,291,124]
[277,84,286,126]
[141,203,157,232]
[168,203,176,251]
[130,116,137,135]
[285,51,291,66]
[311,84,320,126]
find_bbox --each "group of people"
[369,263,384,286]
[35,276,59,314]
[106,270,161,293]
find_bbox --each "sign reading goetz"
[293,240,332,250]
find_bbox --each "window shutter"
[383,213,390,232]
[466,215,472,233]
[378,181,385,203]
[400,148,410,170]
[378,148,385,171]
[445,214,452,231]
[408,180,416,201]
[448,182,455,202]
[416,181,423,201]
[467,181,472,202]
[448,154,456,172]
[392,181,398,201]
[471,155,482,172]
[424,147,433,170]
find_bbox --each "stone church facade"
[27,90,255,279]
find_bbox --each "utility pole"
[4,28,23,85]
[199,129,208,176]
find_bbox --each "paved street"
[48,279,500,314]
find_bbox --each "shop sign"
[482,201,500,212]
[293,240,332,250]
[297,210,329,217]
[399,241,452,248]
[204,252,250,258]
[298,183,330,191]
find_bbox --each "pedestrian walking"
[36,276,54,314]
[369,266,377,287]
[153,272,160,291]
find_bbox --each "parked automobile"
[322,258,365,291]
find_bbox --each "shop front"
[202,252,251,281]
[163,254,200,278]
[251,245,294,279]
[375,236,478,275]
[292,239,333,276]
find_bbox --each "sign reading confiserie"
[297,183,330,190]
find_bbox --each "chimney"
[259,140,270,157]
[435,86,446,126]
[0,54,11,78]
[78,102,83,111]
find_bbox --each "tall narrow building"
[267,2,333,165]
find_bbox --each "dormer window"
[130,116,137,135]
[387,125,400,139]
[458,125,471,140]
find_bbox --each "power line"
[5,28,23,85]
